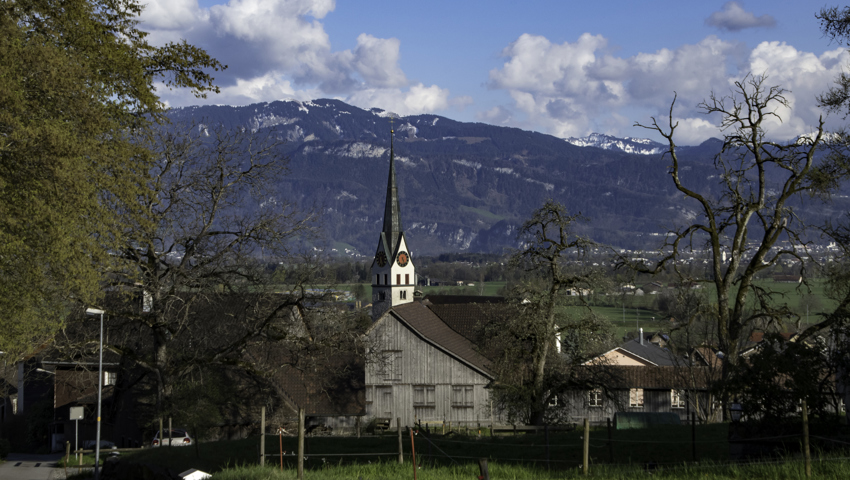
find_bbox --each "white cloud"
[141,0,459,115]
[476,106,514,125]
[347,83,451,116]
[350,34,407,88]
[487,31,850,144]
[668,117,723,146]
[706,1,776,32]
[140,0,203,30]
[490,33,610,97]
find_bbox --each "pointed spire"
[382,119,403,252]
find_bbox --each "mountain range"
[167,99,847,256]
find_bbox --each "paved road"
[0,454,67,480]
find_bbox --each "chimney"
[639,327,644,346]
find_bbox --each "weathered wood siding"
[365,315,493,426]
[561,389,708,425]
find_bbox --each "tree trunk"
[529,282,558,426]
[153,327,169,415]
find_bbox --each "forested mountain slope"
[167,99,846,255]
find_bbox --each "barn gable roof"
[372,301,494,379]
[423,295,505,343]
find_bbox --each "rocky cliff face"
[167,99,846,256]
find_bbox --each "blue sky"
[143,1,846,144]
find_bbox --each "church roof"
[387,301,493,378]
[381,131,403,253]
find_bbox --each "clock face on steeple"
[396,251,409,267]
[376,251,388,267]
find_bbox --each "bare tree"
[663,286,724,423]
[626,74,850,414]
[56,123,361,422]
[485,200,614,425]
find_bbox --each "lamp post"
[85,308,104,480]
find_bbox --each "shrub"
[0,438,10,459]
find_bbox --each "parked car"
[152,429,193,447]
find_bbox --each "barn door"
[375,386,393,419]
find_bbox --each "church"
[363,128,502,427]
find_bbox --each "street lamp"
[85,307,104,480]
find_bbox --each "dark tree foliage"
[727,334,843,421]
[818,6,850,117]
[0,0,225,358]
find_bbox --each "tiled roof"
[390,302,493,378]
[424,297,505,342]
[424,295,506,305]
[271,359,365,416]
[618,339,679,366]
[588,365,716,390]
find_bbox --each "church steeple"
[382,125,403,252]
[371,119,415,320]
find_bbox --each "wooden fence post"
[158,417,163,447]
[803,399,811,479]
[691,412,697,462]
[356,416,361,438]
[545,424,550,470]
[607,417,614,463]
[168,417,172,448]
[409,427,418,480]
[478,458,490,480]
[64,441,70,478]
[298,408,305,480]
[260,406,265,466]
[397,418,403,464]
[583,418,590,476]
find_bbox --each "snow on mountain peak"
[566,133,663,155]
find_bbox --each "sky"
[141,0,849,145]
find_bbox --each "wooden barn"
[364,300,496,427]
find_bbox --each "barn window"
[588,389,603,408]
[671,390,685,409]
[381,351,402,382]
[413,386,435,407]
[451,386,474,407]
[629,388,644,408]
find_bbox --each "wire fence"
[259,414,850,476]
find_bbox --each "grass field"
[208,457,850,479]
[105,424,850,480]
[112,424,729,472]
[332,278,832,341]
